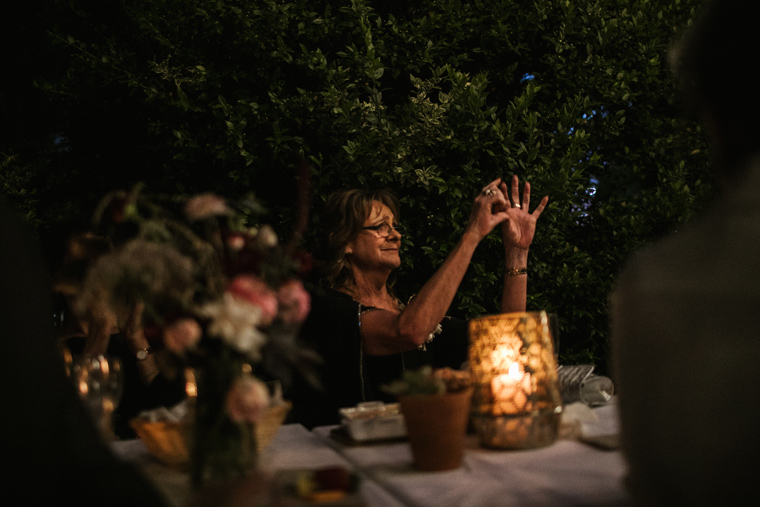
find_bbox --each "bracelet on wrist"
[506,267,528,276]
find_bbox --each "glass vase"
[188,359,259,488]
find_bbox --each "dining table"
[112,398,632,506]
[111,422,403,507]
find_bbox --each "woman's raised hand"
[498,175,549,251]
[83,306,118,356]
[119,301,152,355]
[464,178,511,241]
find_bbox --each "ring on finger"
[512,203,522,209]
[482,188,496,197]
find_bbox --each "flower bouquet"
[77,184,317,486]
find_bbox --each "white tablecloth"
[112,423,402,506]
[113,402,629,506]
[261,423,404,507]
[111,438,193,506]
[312,401,632,507]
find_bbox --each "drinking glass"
[580,374,614,407]
[557,365,614,407]
[70,355,124,441]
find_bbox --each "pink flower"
[226,275,278,326]
[226,375,270,423]
[225,232,247,251]
[185,193,232,221]
[277,279,311,324]
[163,318,202,353]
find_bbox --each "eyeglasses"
[361,223,403,237]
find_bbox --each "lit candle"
[491,362,531,414]
[469,311,562,449]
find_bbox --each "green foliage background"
[1,0,714,372]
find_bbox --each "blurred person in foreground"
[0,197,168,506]
[610,0,760,504]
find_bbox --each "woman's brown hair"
[317,188,400,292]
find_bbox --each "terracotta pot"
[399,387,473,471]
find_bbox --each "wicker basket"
[255,400,292,449]
[130,400,292,468]
[129,419,191,469]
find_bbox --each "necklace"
[343,285,401,311]
[347,286,442,350]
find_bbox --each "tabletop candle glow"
[491,363,531,414]
[469,311,562,449]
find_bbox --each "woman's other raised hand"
[498,175,549,251]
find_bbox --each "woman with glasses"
[291,176,548,428]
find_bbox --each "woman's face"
[346,200,402,274]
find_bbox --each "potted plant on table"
[383,366,473,471]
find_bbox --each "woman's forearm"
[83,310,117,356]
[362,183,512,356]
[501,247,529,313]
[362,232,481,355]
[399,231,481,340]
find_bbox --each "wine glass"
[70,354,124,441]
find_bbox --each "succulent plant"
[382,366,471,397]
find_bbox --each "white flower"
[197,293,268,359]
[184,193,232,222]
[256,225,279,248]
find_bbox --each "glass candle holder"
[468,311,562,449]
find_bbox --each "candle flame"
[508,362,521,379]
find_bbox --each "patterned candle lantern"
[468,311,562,449]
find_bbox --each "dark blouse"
[289,284,469,428]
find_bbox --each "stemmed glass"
[70,354,124,441]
